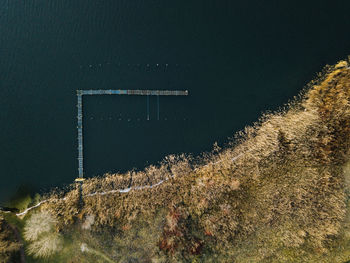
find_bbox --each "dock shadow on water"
[83,93,193,178]
[2,59,350,262]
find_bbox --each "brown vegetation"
[21,59,350,262]
[0,216,21,262]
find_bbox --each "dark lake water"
[1,0,350,204]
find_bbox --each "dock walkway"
[76,89,188,178]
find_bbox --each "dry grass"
[0,216,21,262]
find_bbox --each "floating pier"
[76,89,188,178]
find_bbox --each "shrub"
[27,232,63,258]
[24,211,63,258]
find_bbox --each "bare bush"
[23,210,56,241]
[24,211,63,258]
[27,233,63,258]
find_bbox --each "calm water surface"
[1,0,350,203]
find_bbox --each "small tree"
[23,211,63,258]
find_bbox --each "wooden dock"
[76,89,188,178]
